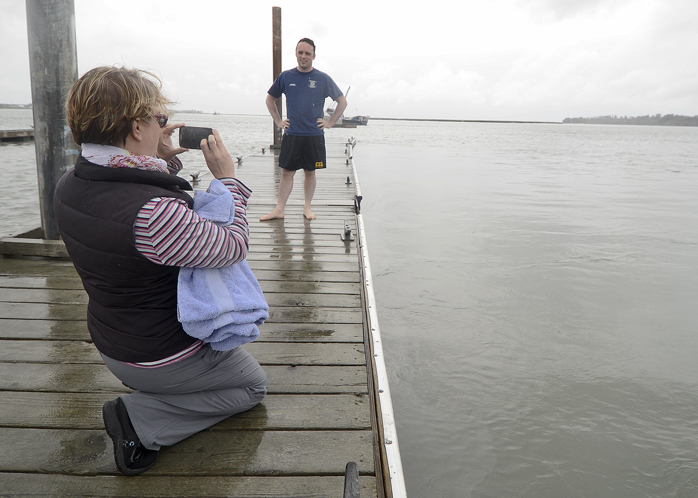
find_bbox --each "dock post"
[271,6,283,149]
[25,0,79,240]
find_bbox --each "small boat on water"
[341,115,369,126]
[326,86,369,128]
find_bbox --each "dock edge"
[350,140,407,498]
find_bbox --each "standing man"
[260,38,347,221]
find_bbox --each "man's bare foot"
[303,209,316,220]
[260,209,284,221]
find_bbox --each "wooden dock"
[0,129,34,142]
[0,136,404,497]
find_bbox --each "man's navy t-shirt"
[268,68,343,136]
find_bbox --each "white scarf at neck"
[81,144,169,174]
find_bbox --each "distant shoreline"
[563,114,698,126]
[371,117,560,125]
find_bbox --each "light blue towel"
[177,179,268,350]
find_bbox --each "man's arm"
[318,95,348,129]
[266,93,289,130]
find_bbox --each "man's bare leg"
[303,169,317,220]
[260,169,296,221]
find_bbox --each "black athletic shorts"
[279,134,326,171]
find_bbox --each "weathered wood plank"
[0,341,367,366]
[245,342,367,366]
[0,393,371,430]
[0,275,83,290]
[249,260,359,273]
[0,302,363,323]
[0,319,88,339]
[0,287,360,308]
[260,322,363,342]
[268,307,362,323]
[0,237,69,258]
[0,473,378,498]
[265,293,360,308]
[260,280,360,294]
[0,320,363,343]
[0,257,360,276]
[253,268,360,283]
[0,287,88,305]
[0,363,369,394]
[0,275,361,293]
[0,339,100,363]
[0,428,375,476]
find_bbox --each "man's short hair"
[296,37,316,54]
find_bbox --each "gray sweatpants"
[101,345,267,451]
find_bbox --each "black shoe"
[102,398,159,476]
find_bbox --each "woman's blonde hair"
[66,66,173,146]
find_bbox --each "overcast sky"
[2,0,697,122]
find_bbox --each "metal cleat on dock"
[343,461,360,497]
[340,220,355,242]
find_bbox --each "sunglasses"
[152,113,169,128]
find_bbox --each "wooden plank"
[268,307,363,323]
[0,257,360,277]
[253,268,360,283]
[0,363,369,394]
[247,252,358,264]
[0,274,361,293]
[0,287,87,305]
[0,339,101,363]
[0,393,371,430]
[0,474,378,498]
[0,341,367,366]
[0,428,375,476]
[265,292,360,308]
[249,260,359,273]
[0,302,363,323]
[244,342,367,366]
[0,237,68,258]
[0,320,364,343]
[0,318,87,339]
[0,275,83,290]
[260,322,363,342]
[260,280,360,294]
[0,287,360,308]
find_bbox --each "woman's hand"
[201,129,236,179]
[158,122,187,162]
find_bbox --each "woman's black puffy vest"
[54,156,197,362]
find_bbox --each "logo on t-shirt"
[308,80,317,89]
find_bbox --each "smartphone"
[179,126,214,149]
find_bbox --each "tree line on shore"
[563,114,698,126]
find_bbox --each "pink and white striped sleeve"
[134,178,252,268]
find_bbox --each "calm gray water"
[3,109,698,497]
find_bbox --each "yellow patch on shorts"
[315,161,325,169]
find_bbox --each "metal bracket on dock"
[343,461,360,498]
[340,220,355,242]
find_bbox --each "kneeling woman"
[54,66,267,476]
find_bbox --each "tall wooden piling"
[25,0,79,240]
[271,6,283,148]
